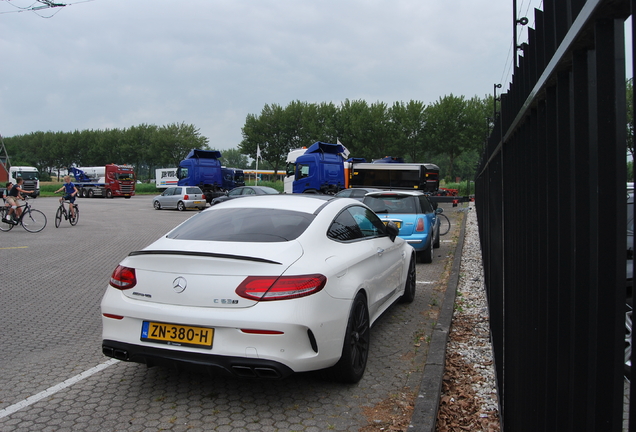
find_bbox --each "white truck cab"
[10,166,40,197]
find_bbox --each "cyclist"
[2,182,12,214]
[55,176,78,219]
[5,178,35,224]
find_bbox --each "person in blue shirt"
[55,176,78,219]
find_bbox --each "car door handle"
[377,247,385,256]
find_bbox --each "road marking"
[0,359,118,419]
[0,246,28,250]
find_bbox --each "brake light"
[184,194,189,200]
[415,217,425,232]
[109,265,137,290]
[236,274,327,301]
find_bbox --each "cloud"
[1,0,539,150]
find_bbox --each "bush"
[441,181,475,196]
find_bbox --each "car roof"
[206,194,337,214]
[365,190,424,197]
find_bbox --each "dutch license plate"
[141,321,214,349]
[383,221,402,229]
[193,200,203,204]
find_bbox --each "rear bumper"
[102,339,294,379]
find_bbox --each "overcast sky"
[2,0,613,152]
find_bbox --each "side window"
[298,164,310,179]
[328,206,386,241]
[244,188,256,195]
[163,188,174,196]
[418,196,433,213]
[174,188,182,195]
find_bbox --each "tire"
[21,209,47,233]
[438,213,450,236]
[69,205,79,226]
[419,240,433,264]
[328,293,370,383]
[399,254,416,303]
[433,222,441,248]
[0,207,14,232]
[154,200,161,210]
[106,189,113,199]
[177,201,186,211]
[88,189,94,198]
[55,206,63,228]
[626,303,632,380]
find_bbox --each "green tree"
[426,94,487,180]
[239,104,291,174]
[389,100,427,162]
[220,148,249,168]
[156,122,210,167]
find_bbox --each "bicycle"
[437,212,451,236]
[0,196,47,233]
[55,199,79,228]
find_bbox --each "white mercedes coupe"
[101,194,416,383]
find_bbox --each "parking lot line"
[0,359,118,419]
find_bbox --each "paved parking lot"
[0,195,463,432]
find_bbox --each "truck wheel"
[88,189,94,198]
[106,189,113,199]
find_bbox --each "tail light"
[236,274,327,301]
[110,265,137,290]
[415,217,425,232]
[184,194,189,200]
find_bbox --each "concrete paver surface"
[0,195,462,431]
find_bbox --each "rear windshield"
[167,208,315,242]
[186,187,202,194]
[363,195,417,214]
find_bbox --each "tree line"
[240,96,493,181]
[2,122,210,181]
[3,94,496,182]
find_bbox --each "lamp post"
[512,0,529,67]
[493,83,502,122]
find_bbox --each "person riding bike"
[55,176,78,219]
[4,178,35,224]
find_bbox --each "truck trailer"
[69,164,136,198]
[155,168,178,189]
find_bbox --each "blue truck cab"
[222,167,245,190]
[177,149,224,203]
[292,142,346,194]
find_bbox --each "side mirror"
[385,221,399,242]
[436,207,444,214]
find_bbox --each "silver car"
[153,187,206,211]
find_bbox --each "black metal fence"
[475,0,632,430]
